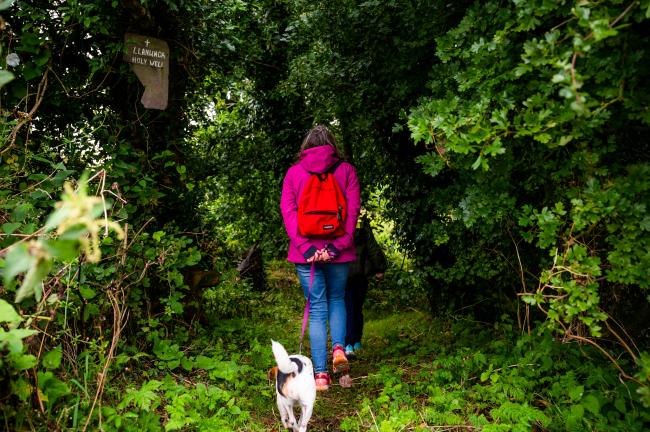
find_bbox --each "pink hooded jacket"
[280,145,361,263]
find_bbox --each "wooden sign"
[123,33,169,110]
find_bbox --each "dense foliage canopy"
[1,0,649,430]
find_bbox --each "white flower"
[6,53,20,67]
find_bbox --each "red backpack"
[298,160,347,238]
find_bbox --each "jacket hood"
[298,145,340,173]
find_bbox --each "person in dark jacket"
[344,214,387,356]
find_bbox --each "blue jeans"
[296,262,350,374]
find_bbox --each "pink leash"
[299,262,315,355]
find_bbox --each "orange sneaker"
[332,345,349,374]
[315,372,330,391]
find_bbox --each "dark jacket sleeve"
[364,224,387,276]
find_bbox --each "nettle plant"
[4,175,124,303]
[407,0,650,395]
[0,180,122,326]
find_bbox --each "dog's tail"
[271,340,298,374]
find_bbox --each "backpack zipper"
[305,210,338,215]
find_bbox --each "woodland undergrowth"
[3,257,648,431]
[1,0,650,430]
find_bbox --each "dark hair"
[299,125,341,159]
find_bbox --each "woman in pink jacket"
[280,125,361,391]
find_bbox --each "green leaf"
[0,299,22,324]
[640,216,650,231]
[38,371,70,406]
[43,239,79,261]
[0,70,14,88]
[521,295,537,305]
[22,64,43,81]
[484,138,506,156]
[210,360,239,381]
[0,328,37,353]
[59,225,88,240]
[83,303,100,321]
[30,155,57,167]
[42,347,62,369]
[11,377,32,401]
[11,203,33,222]
[614,397,626,413]
[558,135,573,146]
[568,403,584,425]
[15,259,51,303]
[582,394,600,415]
[53,170,75,186]
[3,243,35,287]
[34,50,51,67]
[79,286,97,300]
[44,207,72,232]
[11,353,38,370]
[568,385,584,401]
[194,355,218,370]
[0,0,15,11]
[6,328,37,339]
[181,356,194,371]
[471,155,482,170]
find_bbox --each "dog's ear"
[268,366,278,381]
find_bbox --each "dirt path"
[261,264,434,431]
[309,350,379,431]
[262,312,434,431]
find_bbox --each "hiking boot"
[353,342,362,353]
[332,345,349,374]
[315,372,330,391]
[345,344,355,357]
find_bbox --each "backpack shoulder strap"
[326,159,344,174]
[301,159,344,176]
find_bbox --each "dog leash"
[299,262,315,355]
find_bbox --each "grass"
[248,262,648,431]
[246,260,433,430]
[254,261,450,430]
[306,311,441,431]
[258,312,441,431]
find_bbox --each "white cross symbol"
[144,39,150,47]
